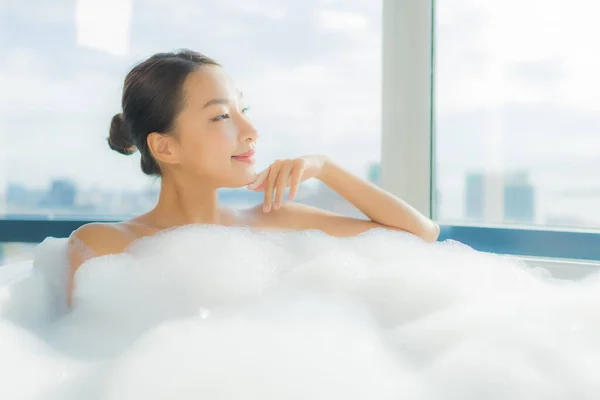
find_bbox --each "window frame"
[1,0,599,262]
[0,217,107,243]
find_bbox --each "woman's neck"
[150,175,223,228]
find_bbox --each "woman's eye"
[241,107,250,114]
[213,114,230,122]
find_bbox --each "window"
[0,0,381,225]
[6,0,596,262]
[434,0,600,230]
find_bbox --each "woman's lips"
[232,150,255,164]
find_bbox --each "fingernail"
[273,202,280,210]
[263,204,271,213]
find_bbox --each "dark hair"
[108,50,220,175]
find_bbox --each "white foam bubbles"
[102,292,419,400]
[1,224,600,399]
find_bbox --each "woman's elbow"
[422,221,440,243]
[407,220,439,243]
[382,220,440,242]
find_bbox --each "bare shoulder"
[68,222,133,262]
[65,222,136,305]
[249,202,382,237]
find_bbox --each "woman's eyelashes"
[212,113,230,122]
[212,107,250,122]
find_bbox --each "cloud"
[219,0,288,20]
[316,10,368,32]
[75,0,133,56]
[436,0,600,112]
[507,58,566,88]
[3,0,74,24]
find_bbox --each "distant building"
[40,179,77,208]
[465,172,504,223]
[465,171,535,224]
[465,173,485,220]
[6,183,45,212]
[7,184,32,205]
[504,172,535,223]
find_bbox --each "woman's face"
[170,65,258,188]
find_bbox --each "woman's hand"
[248,155,328,212]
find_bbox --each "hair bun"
[108,113,137,155]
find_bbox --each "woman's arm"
[250,156,439,242]
[317,159,439,242]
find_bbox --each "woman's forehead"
[183,66,239,106]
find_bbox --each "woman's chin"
[224,171,257,189]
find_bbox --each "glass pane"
[1,0,381,220]
[434,0,600,230]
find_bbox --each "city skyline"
[1,164,590,229]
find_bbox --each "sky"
[1,0,599,226]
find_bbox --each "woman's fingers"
[252,158,306,212]
[263,161,281,212]
[288,159,305,201]
[274,162,293,210]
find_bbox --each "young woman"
[67,50,439,303]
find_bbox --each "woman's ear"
[147,132,181,167]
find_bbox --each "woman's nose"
[240,118,259,142]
